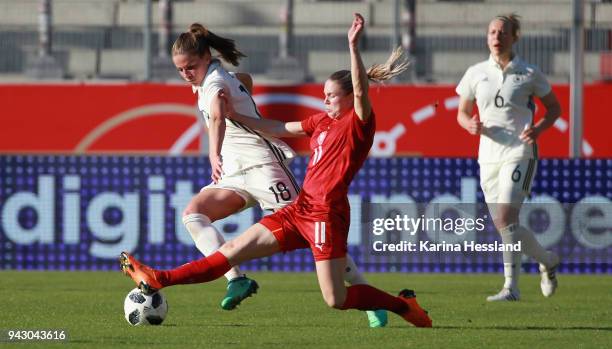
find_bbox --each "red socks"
[150,254,408,316]
[156,251,232,287]
[341,284,407,314]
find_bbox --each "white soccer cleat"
[539,255,559,297]
[486,288,520,302]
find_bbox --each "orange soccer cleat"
[398,289,432,328]
[119,252,164,294]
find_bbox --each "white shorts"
[201,161,300,211]
[479,158,537,207]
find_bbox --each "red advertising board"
[0,83,610,157]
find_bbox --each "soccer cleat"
[397,289,432,328]
[486,288,520,302]
[119,252,163,295]
[220,276,259,310]
[366,309,388,328]
[539,258,559,297]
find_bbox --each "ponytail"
[172,23,246,66]
[366,46,411,83]
[329,46,410,94]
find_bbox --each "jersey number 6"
[511,165,522,183]
[495,89,505,108]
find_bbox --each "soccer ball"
[123,288,168,326]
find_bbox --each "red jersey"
[298,108,375,212]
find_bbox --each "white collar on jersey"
[191,59,222,95]
[488,53,521,71]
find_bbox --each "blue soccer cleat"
[366,309,388,328]
[221,276,259,310]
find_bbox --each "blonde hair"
[330,46,410,93]
[172,23,246,66]
[494,13,521,39]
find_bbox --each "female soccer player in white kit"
[171,23,387,326]
[455,14,562,301]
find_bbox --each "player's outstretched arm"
[230,112,305,138]
[220,92,305,137]
[348,13,372,122]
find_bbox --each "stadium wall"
[0,155,609,273]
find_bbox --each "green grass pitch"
[1,271,610,348]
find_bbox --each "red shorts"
[259,204,349,261]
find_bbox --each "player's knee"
[182,205,197,217]
[219,239,236,253]
[182,205,218,222]
[182,212,212,226]
[493,210,518,231]
[182,194,210,216]
[499,222,519,236]
[494,219,509,231]
[218,237,253,266]
[322,292,346,309]
[182,202,206,217]
[494,216,517,231]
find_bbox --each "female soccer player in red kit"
[120,13,432,328]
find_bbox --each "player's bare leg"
[120,224,281,297]
[183,188,258,310]
[344,255,387,327]
[218,223,282,265]
[315,257,349,309]
[315,258,432,328]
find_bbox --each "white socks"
[183,213,242,281]
[500,224,521,290]
[514,224,556,268]
[499,223,557,291]
[344,254,367,285]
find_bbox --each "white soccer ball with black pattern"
[123,288,168,326]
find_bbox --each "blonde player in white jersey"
[456,14,562,302]
[170,23,387,326]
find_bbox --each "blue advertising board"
[0,155,609,273]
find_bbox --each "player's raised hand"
[466,114,483,135]
[348,13,365,48]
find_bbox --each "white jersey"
[192,60,296,176]
[456,55,551,164]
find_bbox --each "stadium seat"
[100,49,145,79]
[553,51,603,81]
[432,51,487,82]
